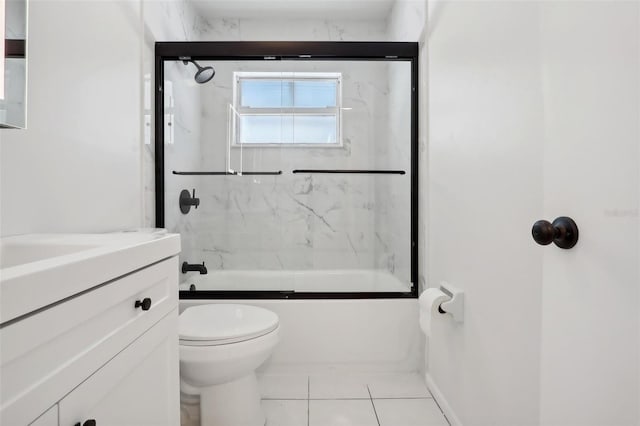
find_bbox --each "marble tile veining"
[144,10,413,284]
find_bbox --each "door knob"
[134,297,152,311]
[74,420,96,426]
[532,216,579,249]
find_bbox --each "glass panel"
[239,115,294,144]
[239,115,336,144]
[292,115,336,144]
[292,80,337,108]
[163,59,412,294]
[240,80,293,108]
[240,78,337,108]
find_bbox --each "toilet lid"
[179,304,279,345]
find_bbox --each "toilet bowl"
[179,304,279,426]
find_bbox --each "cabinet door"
[59,310,179,426]
[29,405,58,426]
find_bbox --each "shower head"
[183,59,215,84]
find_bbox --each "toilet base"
[199,373,265,426]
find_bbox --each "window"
[233,72,342,146]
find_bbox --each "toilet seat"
[179,304,279,346]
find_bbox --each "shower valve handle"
[192,189,199,209]
[179,188,200,214]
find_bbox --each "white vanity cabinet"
[58,311,178,426]
[0,232,181,426]
[30,406,59,426]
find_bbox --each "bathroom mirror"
[1,0,28,129]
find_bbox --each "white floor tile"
[309,400,378,426]
[374,399,448,426]
[309,374,370,399]
[258,374,309,399]
[367,373,430,398]
[263,400,308,426]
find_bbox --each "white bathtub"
[179,269,412,293]
[179,269,421,374]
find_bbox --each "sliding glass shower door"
[156,43,417,298]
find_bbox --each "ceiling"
[190,0,396,21]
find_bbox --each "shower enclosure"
[155,42,418,298]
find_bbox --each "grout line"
[262,396,432,401]
[367,385,382,426]
[307,376,310,426]
[370,396,432,400]
[309,397,372,400]
[262,398,309,401]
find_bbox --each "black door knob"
[83,421,97,426]
[134,297,152,311]
[532,216,579,249]
[531,220,555,245]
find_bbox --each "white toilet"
[179,304,280,426]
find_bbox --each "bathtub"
[179,269,412,293]
[179,269,422,374]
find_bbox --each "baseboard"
[425,372,463,426]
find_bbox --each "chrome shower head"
[183,59,215,84]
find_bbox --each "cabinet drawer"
[0,257,178,425]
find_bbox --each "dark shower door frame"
[154,41,419,300]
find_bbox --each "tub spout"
[182,261,208,274]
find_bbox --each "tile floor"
[258,372,450,426]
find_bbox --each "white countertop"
[0,229,181,325]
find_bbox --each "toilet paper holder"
[437,282,464,323]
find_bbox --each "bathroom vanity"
[0,230,181,425]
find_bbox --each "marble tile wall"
[376,62,413,283]
[164,59,411,284]
[142,0,202,267]
[191,17,388,42]
[386,0,428,289]
[143,8,413,285]
[163,62,204,268]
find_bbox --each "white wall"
[0,1,143,236]
[538,2,639,424]
[427,2,544,423]
[427,1,639,425]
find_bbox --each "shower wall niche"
[155,42,418,298]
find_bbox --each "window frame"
[232,71,343,148]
